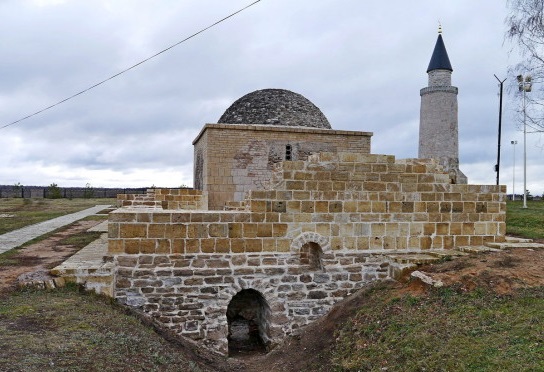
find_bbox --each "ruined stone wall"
[108,152,505,355]
[192,124,372,210]
[117,189,207,210]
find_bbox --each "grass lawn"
[0,198,115,235]
[0,286,208,372]
[331,285,544,371]
[506,200,544,239]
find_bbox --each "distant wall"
[0,185,147,199]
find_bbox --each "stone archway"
[300,241,324,271]
[226,289,271,356]
[291,232,330,270]
[290,232,330,253]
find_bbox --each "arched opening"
[227,289,270,356]
[300,242,324,271]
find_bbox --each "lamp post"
[517,74,532,209]
[494,75,506,186]
[511,140,517,201]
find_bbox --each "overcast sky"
[0,0,542,196]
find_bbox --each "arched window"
[226,289,271,356]
[300,242,324,271]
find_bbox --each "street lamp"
[517,74,532,209]
[511,140,517,201]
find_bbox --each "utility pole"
[494,75,506,185]
[517,74,532,209]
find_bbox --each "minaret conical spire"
[426,30,453,73]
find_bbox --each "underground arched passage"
[226,289,271,355]
[300,242,324,271]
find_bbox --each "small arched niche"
[300,242,324,271]
[226,289,271,356]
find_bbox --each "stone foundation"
[107,152,506,355]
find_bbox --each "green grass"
[0,248,22,266]
[0,286,209,372]
[59,230,103,248]
[506,200,544,239]
[0,198,115,235]
[331,285,544,371]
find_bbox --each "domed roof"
[218,88,331,129]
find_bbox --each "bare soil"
[2,229,544,372]
[416,243,544,295]
[0,219,102,293]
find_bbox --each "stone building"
[193,89,372,210]
[62,32,508,356]
[419,30,467,184]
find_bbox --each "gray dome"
[218,89,331,129]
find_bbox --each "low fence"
[0,185,147,199]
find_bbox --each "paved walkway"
[0,205,111,254]
[51,232,109,275]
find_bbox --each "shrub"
[48,183,62,199]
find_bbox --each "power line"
[1,0,262,130]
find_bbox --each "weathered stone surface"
[108,148,506,357]
[218,89,331,129]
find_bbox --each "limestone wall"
[192,124,372,210]
[117,189,207,210]
[108,152,505,355]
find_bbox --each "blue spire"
[426,33,453,73]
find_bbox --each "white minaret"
[419,27,467,184]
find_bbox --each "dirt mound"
[418,246,544,295]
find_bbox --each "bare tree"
[506,0,544,132]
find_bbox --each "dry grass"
[0,198,115,235]
[0,286,210,372]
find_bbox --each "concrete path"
[0,205,111,254]
[52,232,109,273]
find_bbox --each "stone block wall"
[262,152,505,250]
[108,152,506,355]
[117,188,207,210]
[193,124,372,210]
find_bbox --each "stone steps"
[386,253,442,265]
[50,232,113,296]
[505,236,534,243]
[386,249,468,265]
[386,250,467,279]
[456,245,503,253]
[485,241,544,250]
